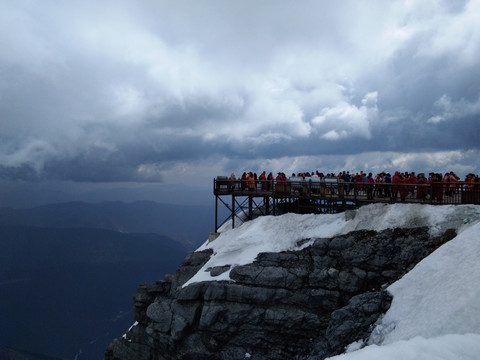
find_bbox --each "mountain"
[105,204,480,360]
[0,225,188,360]
[0,346,64,360]
[0,200,214,250]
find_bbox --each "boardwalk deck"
[213,178,480,231]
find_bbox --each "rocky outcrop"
[105,227,455,360]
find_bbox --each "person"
[275,172,287,194]
[247,172,255,191]
[241,172,247,190]
[443,171,458,197]
[465,173,475,191]
[354,173,363,195]
[366,173,375,200]
[229,172,237,191]
[392,171,407,202]
[407,172,417,198]
[399,173,410,201]
[384,173,391,199]
[259,171,267,190]
[266,172,274,191]
[341,171,351,195]
[374,173,383,197]
[416,173,429,200]
[432,173,444,203]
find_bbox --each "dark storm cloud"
[0,0,479,194]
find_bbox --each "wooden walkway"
[213,178,480,231]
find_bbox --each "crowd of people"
[225,170,480,203]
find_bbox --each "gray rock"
[106,226,450,360]
[146,299,172,332]
[208,265,231,277]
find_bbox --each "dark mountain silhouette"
[0,346,64,360]
[0,224,188,360]
[0,200,214,250]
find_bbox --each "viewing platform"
[213,177,480,232]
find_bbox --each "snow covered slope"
[188,203,480,359]
[328,216,480,360]
[186,204,480,286]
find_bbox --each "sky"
[173,203,480,359]
[1,0,479,207]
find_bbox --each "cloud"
[428,94,480,123]
[0,0,479,193]
[312,92,378,141]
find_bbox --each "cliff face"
[105,226,455,360]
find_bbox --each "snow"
[329,220,480,360]
[329,334,480,360]
[184,204,480,286]
[371,221,480,343]
[185,203,480,359]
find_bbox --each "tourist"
[229,172,237,191]
[366,173,375,200]
[416,173,429,200]
[241,172,247,190]
[259,171,267,190]
[432,173,444,203]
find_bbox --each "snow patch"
[184,204,480,287]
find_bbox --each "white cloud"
[427,115,445,124]
[312,92,378,141]
[0,0,479,187]
[416,0,480,66]
[109,84,148,124]
[428,94,480,123]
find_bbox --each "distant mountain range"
[0,201,214,360]
[0,346,64,360]
[0,200,214,250]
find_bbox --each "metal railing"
[214,178,480,205]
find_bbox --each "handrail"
[213,178,480,205]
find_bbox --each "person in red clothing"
[241,172,247,190]
[374,173,383,197]
[443,171,459,196]
[465,173,475,191]
[392,171,408,202]
[275,172,287,194]
[407,172,417,198]
[259,171,267,190]
[416,173,429,200]
[432,173,444,203]
[354,173,363,194]
[399,173,410,201]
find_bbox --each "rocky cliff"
[105,224,456,360]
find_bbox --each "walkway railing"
[214,177,480,205]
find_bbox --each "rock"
[105,226,450,360]
[325,291,393,355]
[208,265,231,277]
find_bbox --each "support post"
[248,196,253,220]
[215,195,218,232]
[232,194,235,229]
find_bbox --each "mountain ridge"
[0,222,189,359]
[0,200,214,250]
[105,204,480,360]
[0,346,65,360]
